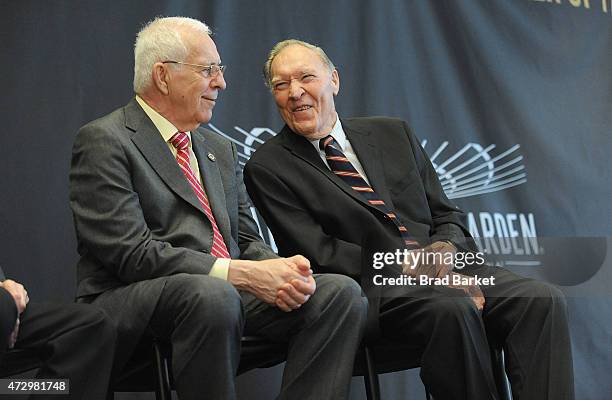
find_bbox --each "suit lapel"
[191,131,231,242]
[125,99,204,214]
[342,120,396,209]
[280,126,374,209]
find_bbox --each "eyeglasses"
[162,61,226,78]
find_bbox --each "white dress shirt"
[308,116,371,185]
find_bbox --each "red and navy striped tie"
[320,135,419,248]
[170,131,231,258]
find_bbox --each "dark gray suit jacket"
[69,99,276,366]
[244,117,473,280]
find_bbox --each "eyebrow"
[271,69,317,82]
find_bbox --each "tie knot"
[170,131,190,151]
[319,135,337,151]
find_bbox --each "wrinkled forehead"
[271,45,329,77]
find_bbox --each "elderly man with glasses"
[69,17,366,400]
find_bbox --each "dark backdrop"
[1,1,610,399]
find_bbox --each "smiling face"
[165,30,226,131]
[270,44,339,140]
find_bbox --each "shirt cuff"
[209,258,230,280]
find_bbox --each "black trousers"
[3,302,116,400]
[379,264,574,400]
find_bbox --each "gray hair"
[133,16,212,94]
[263,39,335,89]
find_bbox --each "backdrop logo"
[421,139,526,199]
[210,123,538,262]
[421,139,540,264]
[208,124,276,167]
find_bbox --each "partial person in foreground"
[69,18,366,400]
[0,266,115,399]
[244,39,574,400]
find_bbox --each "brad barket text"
[373,274,496,287]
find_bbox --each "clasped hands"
[229,255,316,313]
[273,255,316,312]
[402,241,485,310]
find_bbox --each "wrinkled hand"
[402,242,484,310]
[0,280,29,314]
[448,272,485,311]
[402,241,456,279]
[230,255,315,312]
[276,256,316,312]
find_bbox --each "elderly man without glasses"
[244,39,574,400]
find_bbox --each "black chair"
[354,342,423,400]
[352,340,511,400]
[112,336,288,399]
[490,344,512,400]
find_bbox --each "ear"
[152,62,170,95]
[331,69,340,96]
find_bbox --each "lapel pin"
[207,152,216,162]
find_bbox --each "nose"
[288,79,304,99]
[211,70,227,90]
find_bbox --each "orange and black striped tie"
[320,135,419,248]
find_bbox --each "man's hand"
[448,272,485,311]
[276,256,316,312]
[402,241,456,279]
[401,242,484,310]
[0,279,29,314]
[228,255,316,312]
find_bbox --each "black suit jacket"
[244,117,472,280]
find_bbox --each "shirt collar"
[309,115,346,150]
[135,95,191,143]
